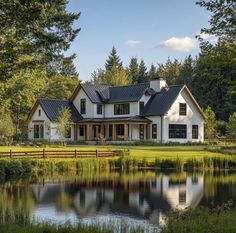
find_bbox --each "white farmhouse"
[28,78,204,143]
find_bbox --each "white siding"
[163,89,204,143]
[73,88,95,118]
[28,105,51,140]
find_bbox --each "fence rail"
[0,149,129,159]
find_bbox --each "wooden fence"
[0,149,130,159]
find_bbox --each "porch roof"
[79,116,151,123]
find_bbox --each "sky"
[66,0,212,81]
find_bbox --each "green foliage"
[204,106,217,140]
[226,112,236,138]
[21,159,32,173]
[5,161,23,176]
[137,59,148,83]
[105,46,122,71]
[128,57,139,83]
[0,110,14,145]
[216,121,227,136]
[196,0,235,42]
[57,107,72,146]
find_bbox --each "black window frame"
[152,124,157,139]
[192,125,198,139]
[139,101,144,115]
[97,104,102,115]
[179,103,187,116]
[80,98,86,114]
[114,104,130,115]
[38,109,41,116]
[116,124,124,136]
[169,124,187,139]
[79,125,84,137]
[34,124,44,139]
[139,124,144,139]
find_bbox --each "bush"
[21,159,32,173]
[0,160,7,177]
[5,161,23,175]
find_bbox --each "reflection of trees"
[56,190,73,213]
[0,184,35,217]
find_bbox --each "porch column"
[112,124,116,141]
[124,123,129,141]
[74,124,78,141]
[86,124,92,141]
[146,124,150,140]
[101,124,104,137]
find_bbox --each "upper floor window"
[169,124,187,139]
[38,109,41,116]
[114,103,130,115]
[80,99,86,114]
[97,104,102,115]
[192,125,198,139]
[139,101,144,115]
[179,103,187,116]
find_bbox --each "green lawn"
[0,145,232,162]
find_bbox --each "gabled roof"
[29,99,83,122]
[142,85,204,117]
[70,82,151,104]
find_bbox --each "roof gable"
[29,99,83,122]
[143,85,204,118]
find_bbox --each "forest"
[0,0,235,142]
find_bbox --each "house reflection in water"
[30,174,204,225]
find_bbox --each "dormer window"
[80,99,86,114]
[38,109,41,116]
[179,103,186,116]
[97,104,102,115]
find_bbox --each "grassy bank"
[0,205,235,233]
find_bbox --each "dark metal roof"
[81,83,150,104]
[81,84,110,103]
[142,85,184,116]
[80,116,151,123]
[38,99,83,122]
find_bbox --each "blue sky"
[66,0,211,81]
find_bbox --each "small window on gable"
[80,99,86,114]
[97,104,102,115]
[38,109,41,116]
[179,103,187,116]
[139,102,144,115]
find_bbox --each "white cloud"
[199,32,218,44]
[159,37,198,52]
[126,39,142,47]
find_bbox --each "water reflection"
[0,171,236,226]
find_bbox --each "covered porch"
[74,117,151,141]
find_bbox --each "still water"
[0,171,236,228]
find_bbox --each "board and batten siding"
[163,89,204,143]
[28,105,51,140]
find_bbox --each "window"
[114,104,130,115]
[192,125,198,139]
[80,99,86,114]
[79,125,84,137]
[38,109,41,116]
[116,124,124,136]
[169,124,187,139]
[34,124,44,139]
[139,101,144,115]
[179,190,186,204]
[152,124,157,139]
[179,103,187,116]
[109,125,113,138]
[139,125,144,139]
[97,104,102,115]
[66,127,71,138]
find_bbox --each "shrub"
[0,160,7,177]
[21,159,32,173]
[5,161,23,175]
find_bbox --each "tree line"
[0,0,235,143]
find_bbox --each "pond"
[0,170,236,231]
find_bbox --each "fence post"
[10,149,12,159]
[43,148,45,159]
[96,149,98,158]
[75,149,77,158]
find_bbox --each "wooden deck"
[0,149,129,159]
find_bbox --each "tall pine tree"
[137,59,148,83]
[105,46,122,71]
[148,63,157,80]
[128,57,139,83]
